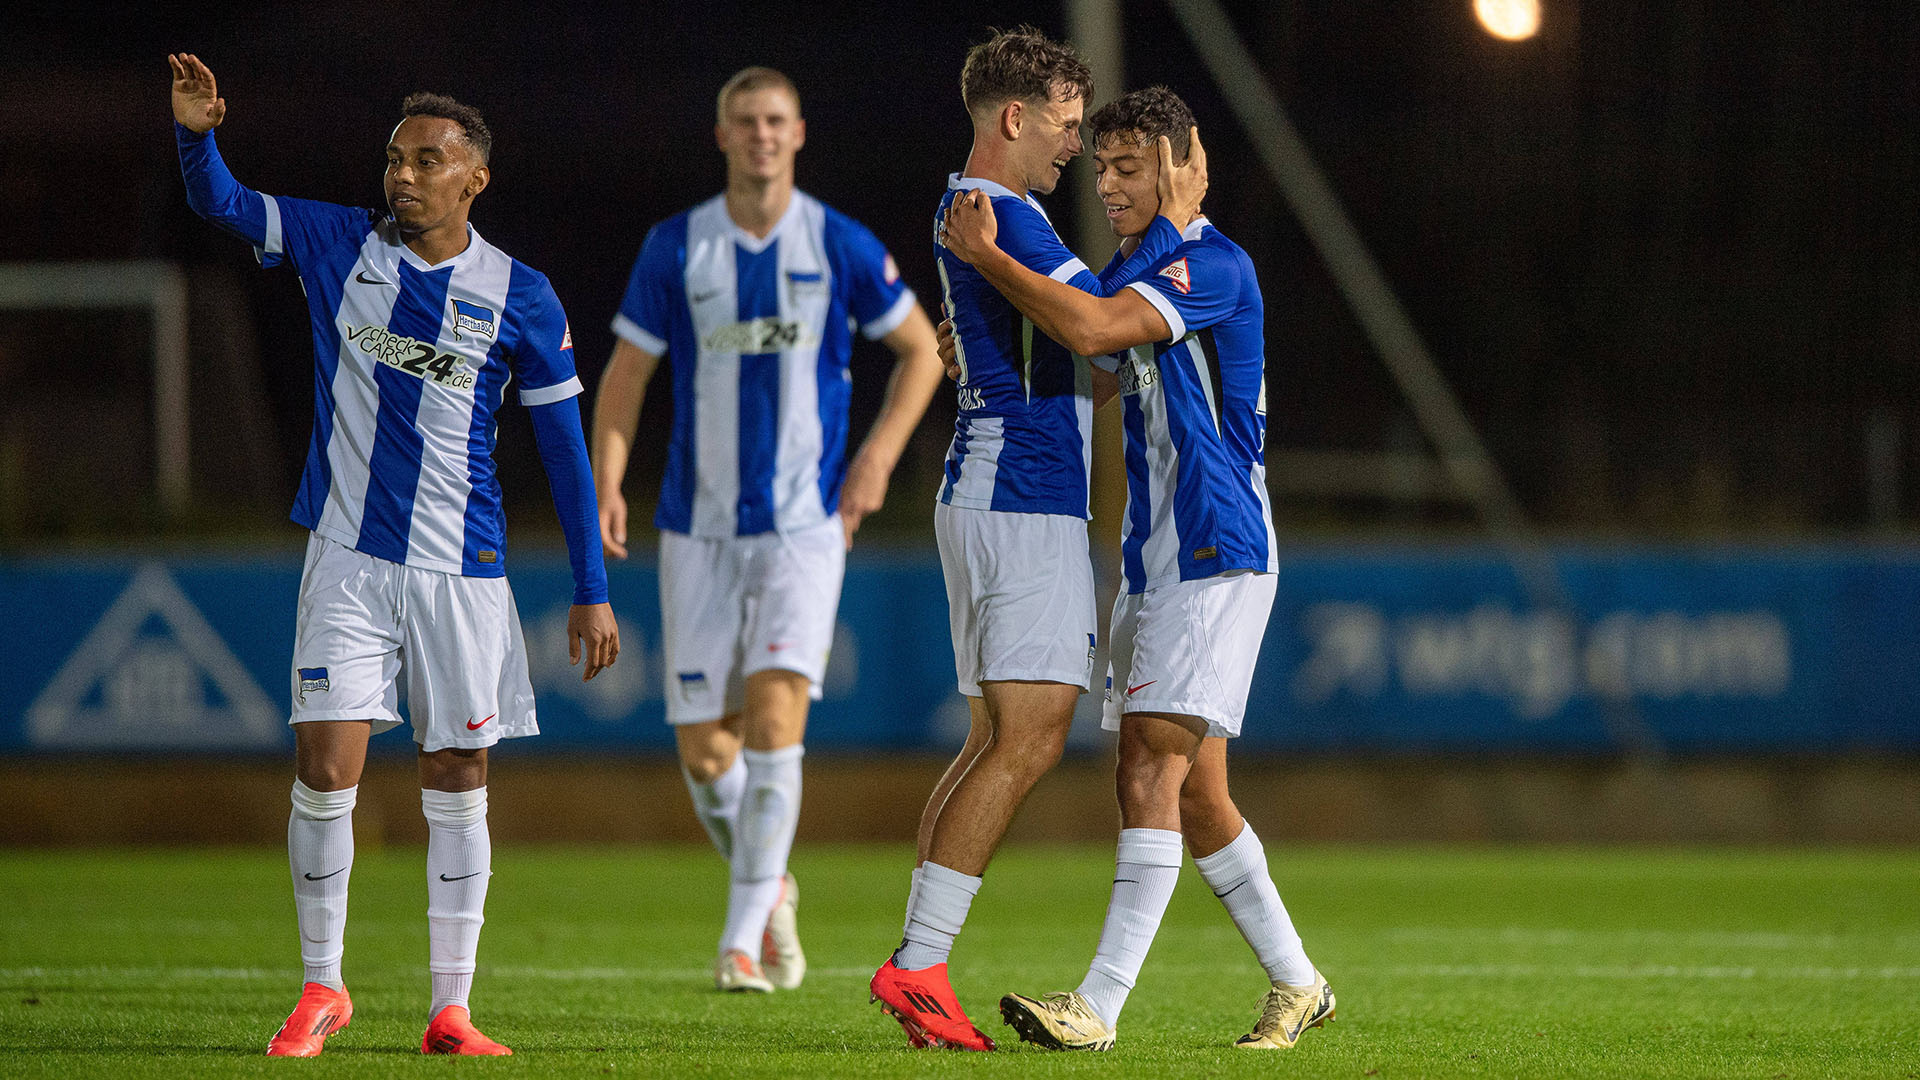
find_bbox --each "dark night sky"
[3,1,1916,540]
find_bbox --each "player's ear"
[464,164,490,201]
[1000,99,1022,142]
[792,116,805,153]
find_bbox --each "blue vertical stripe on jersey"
[291,239,363,532]
[357,261,451,562]
[651,214,696,533]
[1121,393,1152,591]
[461,334,512,575]
[734,240,781,535]
[815,269,853,514]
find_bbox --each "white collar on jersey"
[393,222,483,273]
[948,173,1046,216]
[1181,216,1212,242]
[716,191,807,255]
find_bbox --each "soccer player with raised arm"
[169,54,619,1058]
[940,87,1334,1052]
[591,67,943,993]
[867,29,1205,1051]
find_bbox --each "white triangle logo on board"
[25,563,283,750]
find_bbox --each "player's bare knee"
[680,748,735,784]
[419,746,486,792]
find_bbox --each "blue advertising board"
[1,544,1916,754]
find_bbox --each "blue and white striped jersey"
[177,133,585,580]
[1104,217,1277,593]
[935,175,1180,517]
[612,192,915,538]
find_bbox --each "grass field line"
[9,962,1920,984]
[1378,926,1920,948]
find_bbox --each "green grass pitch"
[1,844,1916,1078]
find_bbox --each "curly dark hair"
[400,92,492,163]
[960,25,1094,114]
[1088,86,1195,164]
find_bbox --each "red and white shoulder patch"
[560,322,573,351]
[1155,257,1192,294]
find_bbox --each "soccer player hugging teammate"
[591,68,943,992]
[866,29,1206,1051]
[169,54,620,1056]
[939,87,1335,1051]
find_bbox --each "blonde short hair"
[716,66,801,123]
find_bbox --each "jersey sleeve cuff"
[860,289,917,340]
[610,312,667,356]
[520,375,584,407]
[1126,281,1185,341]
[1049,257,1091,284]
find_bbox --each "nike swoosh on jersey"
[355,270,395,287]
[466,713,496,731]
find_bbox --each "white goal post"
[0,260,189,517]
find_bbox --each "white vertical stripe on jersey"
[1138,351,1185,579]
[317,230,404,549]
[405,242,513,566]
[687,200,742,536]
[260,194,284,258]
[1188,332,1224,437]
[947,416,1005,506]
[773,199,829,531]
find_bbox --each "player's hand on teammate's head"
[1158,126,1208,227]
[939,190,1000,266]
[935,318,960,382]
[568,602,620,681]
[168,53,227,134]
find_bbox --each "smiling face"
[1093,131,1161,238]
[384,116,486,235]
[716,85,805,187]
[1015,83,1085,195]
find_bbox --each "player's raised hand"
[599,489,629,560]
[1158,126,1208,227]
[935,317,961,382]
[939,190,1000,266]
[568,602,620,681]
[168,53,227,134]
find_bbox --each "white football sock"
[1193,824,1316,986]
[422,787,490,1018]
[901,864,924,937]
[682,757,745,860]
[719,745,803,957]
[893,860,981,970]
[1076,828,1184,1029]
[288,780,356,991]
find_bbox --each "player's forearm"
[857,319,945,471]
[530,399,611,605]
[175,124,269,246]
[975,247,1125,357]
[588,363,647,501]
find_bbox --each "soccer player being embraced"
[169,54,619,1056]
[592,67,943,993]
[868,29,1205,1051]
[939,87,1335,1052]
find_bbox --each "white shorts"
[934,502,1097,697]
[1101,570,1277,738]
[659,516,846,724]
[289,533,537,752]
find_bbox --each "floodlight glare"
[1474,0,1541,41]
